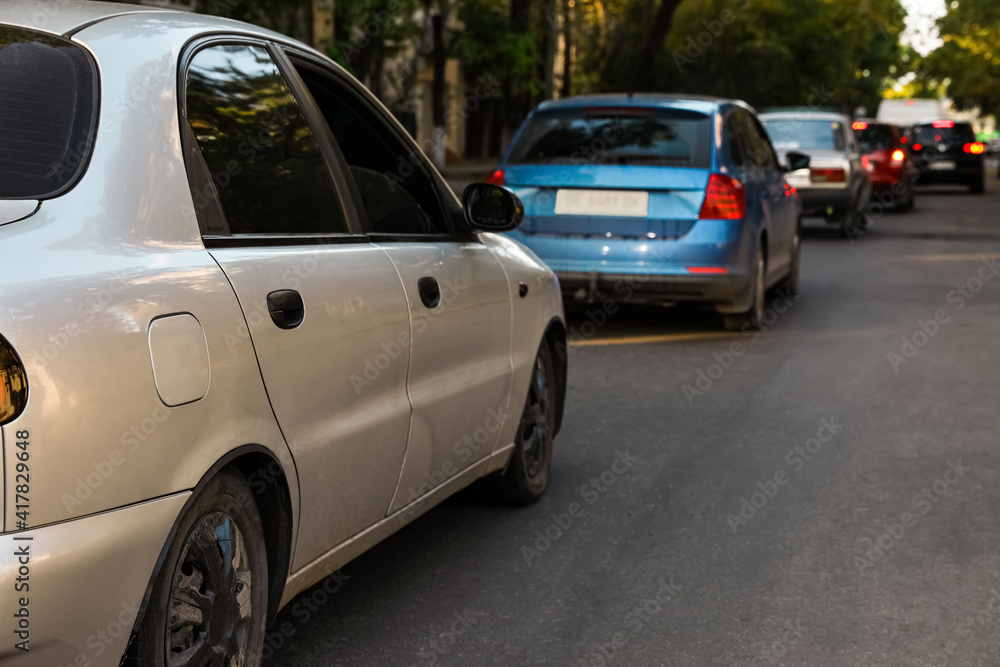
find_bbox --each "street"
[265,170,1000,666]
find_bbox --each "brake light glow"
[912,143,923,151]
[784,183,797,196]
[964,142,985,154]
[698,173,745,220]
[852,121,868,130]
[810,167,846,183]
[932,120,955,128]
[687,267,728,274]
[0,335,28,424]
[891,149,906,164]
[484,169,505,185]
[861,155,873,172]
[900,136,908,143]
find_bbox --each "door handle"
[267,289,305,329]
[418,277,441,309]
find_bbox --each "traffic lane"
[262,186,1000,665]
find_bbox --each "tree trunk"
[628,0,685,93]
[561,0,572,97]
[431,13,448,169]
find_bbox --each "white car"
[0,3,566,665]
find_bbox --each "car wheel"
[125,468,267,667]
[777,222,800,297]
[723,244,765,332]
[482,342,556,505]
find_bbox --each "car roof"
[0,0,294,45]
[0,0,159,35]
[535,94,752,116]
[758,110,849,122]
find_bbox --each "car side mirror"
[462,183,524,232]
[784,151,811,172]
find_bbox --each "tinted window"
[763,119,847,152]
[726,114,748,166]
[184,44,347,235]
[913,123,976,146]
[856,124,895,151]
[0,27,96,199]
[295,63,445,235]
[508,107,713,169]
[744,113,779,170]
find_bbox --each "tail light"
[890,149,906,165]
[900,136,908,144]
[964,142,985,155]
[784,183,797,197]
[932,120,955,128]
[810,168,846,183]
[852,121,868,130]
[484,169,505,185]
[687,267,728,274]
[0,335,28,424]
[699,173,745,220]
[912,143,923,151]
[861,156,873,173]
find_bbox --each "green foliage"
[589,0,907,113]
[920,0,1000,116]
[455,0,543,97]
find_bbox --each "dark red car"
[852,120,918,211]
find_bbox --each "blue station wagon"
[489,94,809,330]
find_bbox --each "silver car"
[760,111,872,232]
[0,3,566,665]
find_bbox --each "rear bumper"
[916,161,983,185]
[508,217,756,306]
[796,187,852,217]
[0,494,188,666]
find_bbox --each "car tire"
[480,341,556,505]
[723,244,765,332]
[777,221,800,297]
[124,468,268,667]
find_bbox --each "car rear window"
[912,123,976,146]
[0,26,97,199]
[507,107,712,168]
[763,119,846,152]
[856,124,895,151]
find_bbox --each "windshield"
[856,124,895,151]
[507,107,712,168]
[912,123,976,146]
[763,118,847,151]
[0,26,97,199]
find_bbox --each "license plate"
[554,189,649,217]
[928,161,956,171]
[785,170,810,188]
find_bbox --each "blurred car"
[852,120,918,211]
[759,111,872,231]
[486,94,808,332]
[907,120,986,193]
[0,3,567,666]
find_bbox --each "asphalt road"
[265,168,1000,667]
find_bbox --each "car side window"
[747,115,780,171]
[293,61,448,236]
[726,112,749,168]
[183,44,349,236]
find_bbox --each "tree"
[920,0,1000,117]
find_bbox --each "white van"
[876,99,946,126]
